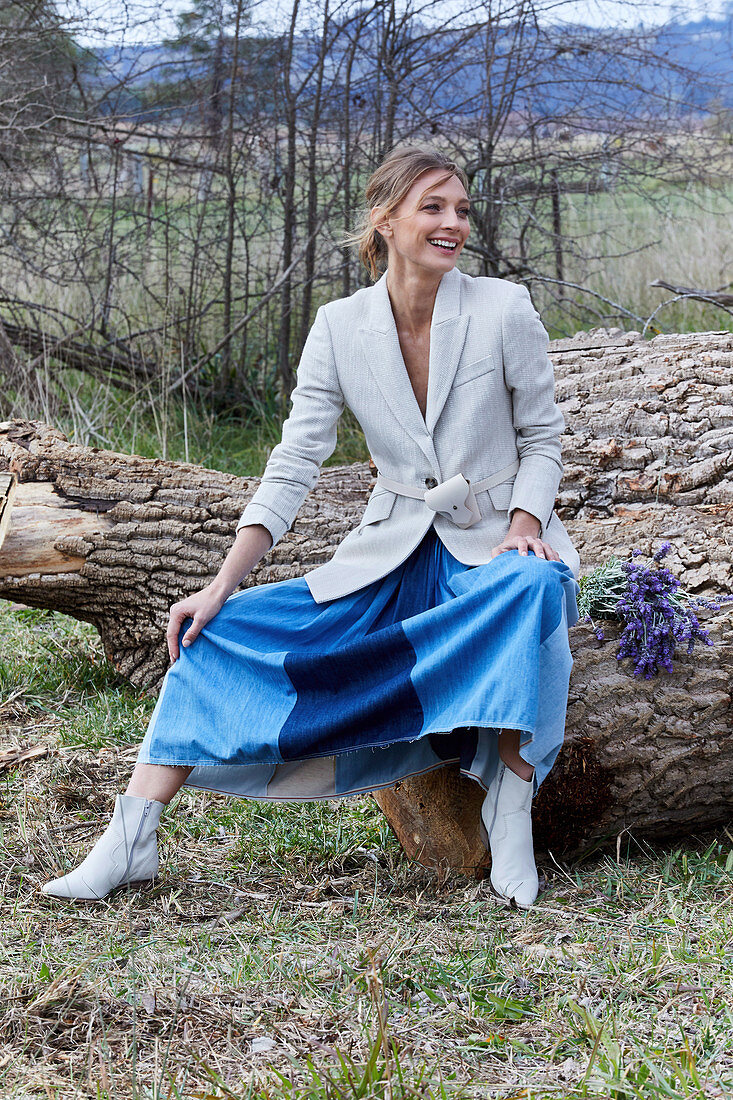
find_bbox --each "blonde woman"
[43,146,580,909]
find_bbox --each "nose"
[441,206,463,233]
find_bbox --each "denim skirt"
[137,526,579,801]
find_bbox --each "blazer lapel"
[358,273,437,465]
[425,267,469,434]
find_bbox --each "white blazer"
[237,266,580,602]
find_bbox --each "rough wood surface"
[0,326,731,863]
[0,472,16,552]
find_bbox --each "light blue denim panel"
[403,552,576,745]
[519,591,576,788]
[138,583,306,766]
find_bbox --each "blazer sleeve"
[501,283,565,536]
[236,305,345,546]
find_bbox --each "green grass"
[1,604,732,1098]
[7,367,371,471]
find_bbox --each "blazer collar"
[359,267,469,445]
[364,266,462,331]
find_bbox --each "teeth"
[429,239,457,249]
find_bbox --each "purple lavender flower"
[578,542,728,679]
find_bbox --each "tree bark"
[0,419,371,689]
[0,471,16,550]
[1,328,731,864]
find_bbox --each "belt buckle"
[423,474,481,529]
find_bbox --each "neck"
[385,258,446,336]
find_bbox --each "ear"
[370,206,392,238]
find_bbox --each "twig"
[650,279,733,307]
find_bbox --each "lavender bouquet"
[577,543,727,679]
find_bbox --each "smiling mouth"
[428,238,458,252]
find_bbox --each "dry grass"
[1,605,732,1099]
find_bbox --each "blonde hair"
[349,145,469,281]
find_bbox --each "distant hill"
[78,11,733,119]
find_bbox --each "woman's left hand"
[490,533,560,561]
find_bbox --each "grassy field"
[536,183,733,338]
[1,605,732,1099]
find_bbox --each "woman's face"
[373,168,471,276]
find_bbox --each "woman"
[42,146,580,909]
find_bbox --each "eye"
[422,203,440,212]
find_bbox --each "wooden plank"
[0,472,16,553]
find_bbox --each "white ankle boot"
[42,793,166,901]
[482,762,539,910]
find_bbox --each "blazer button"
[425,477,438,489]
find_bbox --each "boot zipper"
[487,763,506,840]
[124,800,152,878]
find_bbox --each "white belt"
[376,459,520,529]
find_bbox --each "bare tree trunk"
[298,0,330,353]
[339,22,360,298]
[550,166,564,297]
[277,0,300,400]
[220,1,245,379]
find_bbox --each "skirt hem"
[182,756,497,803]
[139,716,534,770]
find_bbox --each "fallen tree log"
[0,315,158,391]
[1,327,731,867]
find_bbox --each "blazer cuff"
[235,502,290,547]
[508,460,560,537]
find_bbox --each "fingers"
[181,614,206,650]
[166,605,195,663]
[534,538,561,562]
[524,537,561,561]
[166,607,185,663]
[492,537,561,561]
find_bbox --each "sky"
[57,0,730,47]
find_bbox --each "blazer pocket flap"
[358,488,395,528]
[453,355,496,387]
[487,479,515,512]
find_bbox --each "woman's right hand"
[166,523,273,663]
[166,584,228,663]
